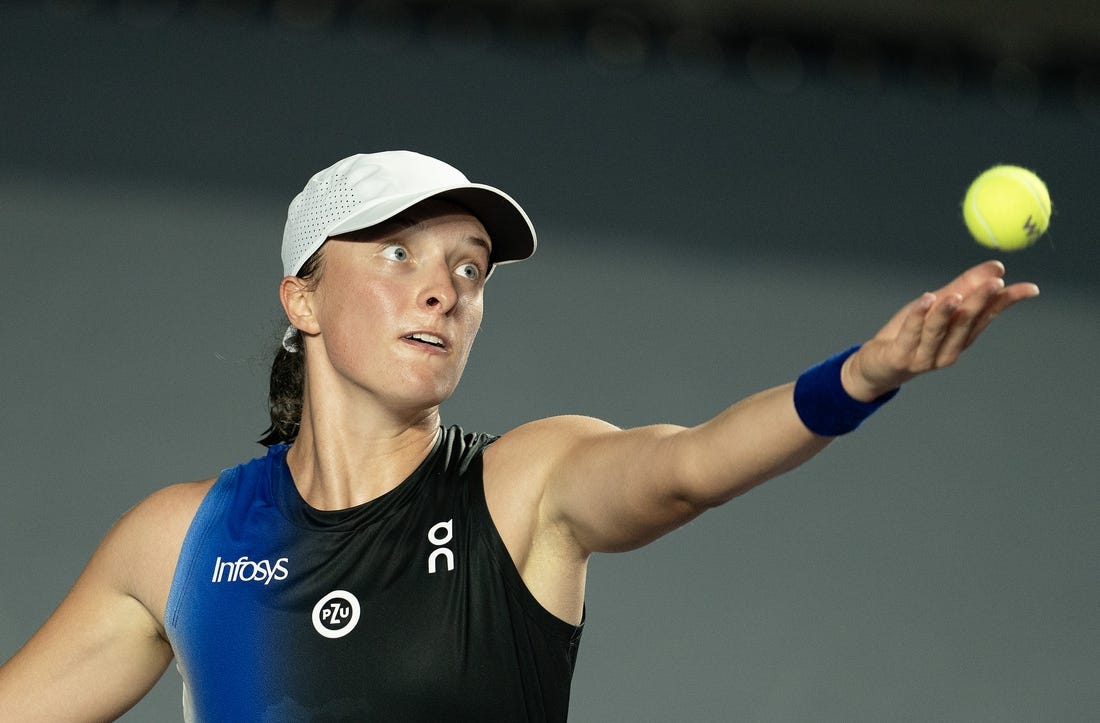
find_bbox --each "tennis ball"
[962,165,1051,251]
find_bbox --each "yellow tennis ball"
[962,165,1051,251]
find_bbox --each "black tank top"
[165,426,583,721]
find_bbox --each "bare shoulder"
[480,416,618,625]
[122,478,215,529]
[486,415,620,471]
[482,417,618,535]
[108,478,214,553]
[97,477,216,629]
[483,415,622,513]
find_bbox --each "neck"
[286,399,442,511]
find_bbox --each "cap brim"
[326,182,536,267]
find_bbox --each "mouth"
[405,332,448,351]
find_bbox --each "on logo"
[427,519,455,574]
[311,590,361,639]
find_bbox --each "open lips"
[406,332,446,349]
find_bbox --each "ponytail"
[258,250,324,446]
[258,335,305,446]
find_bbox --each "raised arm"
[0,482,207,722]
[518,261,1038,555]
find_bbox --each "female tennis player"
[0,151,1039,722]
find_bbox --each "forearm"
[671,342,906,507]
[671,382,833,507]
[549,263,1035,555]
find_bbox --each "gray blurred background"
[1,1,1097,721]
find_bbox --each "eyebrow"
[389,213,421,231]
[466,234,492,258]
[388,214,493,258]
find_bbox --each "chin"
[393,380,458,412]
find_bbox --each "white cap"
[281,151,537,277]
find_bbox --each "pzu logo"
[312,590,361,639]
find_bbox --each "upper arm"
[0,481,209,722]
[496,384,830,555]
[491,415,704,556]
[533,416,708,553]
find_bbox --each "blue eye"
[382,245,409,262]
[456,263,482,281]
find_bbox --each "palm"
[851,261,1039,395]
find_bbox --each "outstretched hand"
[842,260,1040,401]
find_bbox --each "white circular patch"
[311,590,361,639]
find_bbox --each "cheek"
[453,302,483,375]
[460,295,484,342]
[318,282,395,355]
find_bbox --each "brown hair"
[258,250,325,447]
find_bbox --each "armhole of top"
[163,466,239,636]
[466,444,584,644]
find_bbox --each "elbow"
[668,453,769,511]
[673,480,745,512]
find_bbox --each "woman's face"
[303,199,492,416]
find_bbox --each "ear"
[279,276,321,335]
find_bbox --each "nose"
[418,263,458,315]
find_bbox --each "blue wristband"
[794,345,899,436]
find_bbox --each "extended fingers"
[964,281,1041,347]
[937,260,1006,298]
[869,265,1037,384]
[915,292,963,369]
[893,261,1002,361]
[895,280,995,372]
[934,277,1005,365]
[891,292,936,359]
[887,290,960,373]
[934,277,1039,364]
